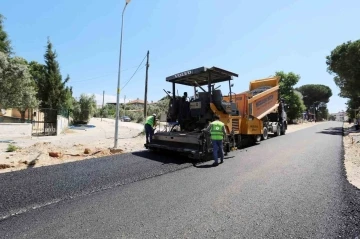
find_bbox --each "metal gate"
[32,108,58,136]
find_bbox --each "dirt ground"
[0,119,323,174]
[0,118,146,173]
[343,122,360,189]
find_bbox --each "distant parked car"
[120,116,131,122]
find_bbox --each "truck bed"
[223,76,280,120]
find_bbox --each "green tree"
[296,84,333,108]
[326,39,360,99]
[275,71,306,122]
[296,84,332,121]
[12,57,39,121]
[317,104,329,121]
[0,52,38,120]
[345,97,360,119]
[72,94,97,124]
[0,14,12,56]
[28,61,46,99]
[38,38,73,111]
[101,104,117,118]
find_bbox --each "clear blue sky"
[2,0,359,113]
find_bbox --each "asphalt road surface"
[0,122,359,238]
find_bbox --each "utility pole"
[144,50,149,118]
[124,95,126,117]
[101,90,105,121]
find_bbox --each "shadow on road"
[316,127,343,136]
[346,125,360,133]
[194,155,235,168]
[194,164,218,168]
[131,150,193,165]
[132,150,236,167]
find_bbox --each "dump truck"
[145,66,287,161]
[223,76,288,141]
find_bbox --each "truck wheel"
[254,135,261,144]
[274,125,281,137]
[261,127,268,140]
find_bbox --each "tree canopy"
[275,71,306,121]
[326,39,360,99]
[296,84,332,108]
[72,94,97,124]
[345,97,360,118]
[36,38,73,110]
[0,52,38,117]
[0,14,12,56]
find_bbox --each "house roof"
[106,99,157,105]
[128,99,146,104]
[127,99,157,104]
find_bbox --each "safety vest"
[145,116,154,126]
[210,120,224,140]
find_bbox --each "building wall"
[0,108,33,120]
[0,110,70,138]
[330,112,348,122]
[56,115,70,135]
[10,108,32,119]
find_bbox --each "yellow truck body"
[222,76,282,137]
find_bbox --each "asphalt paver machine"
[145,66,264,161]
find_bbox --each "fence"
[0,107,73,137]
[32,108,58,136]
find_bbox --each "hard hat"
[153,113,156,117]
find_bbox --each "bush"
[92,96,170,124]
[136,115,144,123]
[72,94,97,124]
[7,144,18,152]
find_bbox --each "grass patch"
[7,144,18,152]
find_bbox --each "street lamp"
[114,0,131,149]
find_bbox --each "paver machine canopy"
[165,66,239,131]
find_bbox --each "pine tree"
[40,37,72,110]
[0,14,13,55]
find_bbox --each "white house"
[330,111,348,122]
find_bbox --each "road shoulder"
[343,122,360,189]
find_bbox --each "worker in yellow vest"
[145,114,157,144]
[206,115,226,166]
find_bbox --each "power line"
[122,64,146,90]
[70,65,140,83]
[71,56,159,84]
[121,53,147,91]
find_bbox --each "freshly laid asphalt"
[0,122,359,238]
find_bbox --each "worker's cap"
[152,113,156,117]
